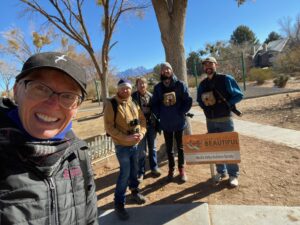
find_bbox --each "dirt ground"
[73,80,300,209]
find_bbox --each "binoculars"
[127,128,140,135]
[129,119,140,127]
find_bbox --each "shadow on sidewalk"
[99,202,209,225]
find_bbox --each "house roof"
[266,38,289,52]
[257,38,289,53]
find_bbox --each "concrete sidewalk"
[189,107,300,150]
[98,108,300,224]
[99,203,300,225]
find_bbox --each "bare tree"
[0,61,17,98]
[19,0,149,106]
[0,28,54,63]
[279,14,300,46]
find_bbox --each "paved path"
[98,105,300,224]
[189,107,300,150]
[99,203,300,225]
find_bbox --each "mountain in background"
[117,66,153,78]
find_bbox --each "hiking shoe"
[167,168,175,181]
[179,168,188,182]
[137,174,144,183]
[114,204,129,220]
[229,176,239,187]
[131,192,146,204]
[151,169,161,177]
[213,173,226,184]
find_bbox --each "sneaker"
[213,173,226,184]
[167,168,175,181]
[131,191,146,204]
[179,168,188,182]
[229,176,239,187]
[151,168,161,177]
[137,174,144,183]
[114,204,129,220]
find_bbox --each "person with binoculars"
[196,56,244,188]
[104,79,147,221]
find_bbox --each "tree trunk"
[152,0,192,134]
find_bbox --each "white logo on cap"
[55,55,67,63]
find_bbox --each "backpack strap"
[110,98,138,127]
[110,98,118,128]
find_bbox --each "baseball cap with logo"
[202,56,218,64]
[16,52,87,95]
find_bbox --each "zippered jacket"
[0,98,98,225]
[104,95,147,146]
[152,75,193,132]
[197,73,243,119]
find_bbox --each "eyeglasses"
[23,80,83,109]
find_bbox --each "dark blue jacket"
[152,75,192,132]
[197,73,243,119]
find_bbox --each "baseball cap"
[202,56,218,64]
[118,79,132,89]
[16,52,87,95]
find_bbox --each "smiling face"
[13,69,82,139]
[161,66,173,78]
[117,86,132,100]
[137,78,148,95]
[203,61,217,77]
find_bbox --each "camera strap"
[207,75,231,109]
[214,88,231,108]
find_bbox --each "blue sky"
[0,0,299,74]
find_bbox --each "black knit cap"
[16,52,87,95]
[117,79,132,89]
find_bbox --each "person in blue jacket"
[196,56,243,187]
[152,62,192,182]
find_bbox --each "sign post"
[183,132,241,178]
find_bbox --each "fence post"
[241,52,246,91]
[193,59,198,87]
[94,79,101,106]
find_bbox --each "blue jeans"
[114,145,139,205]
[137,124,158,176]
[206,118,239,177]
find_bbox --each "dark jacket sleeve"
[225,75,244,106]
[197,83,206,109]
[179,82,193,114]
[151,84,161,118]
[131,91,141,107]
